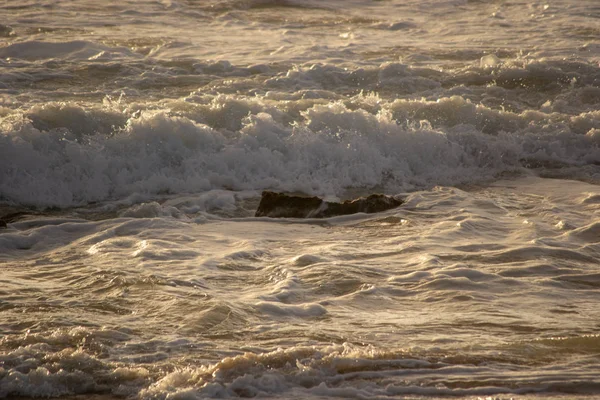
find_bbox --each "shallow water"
[2,177,600,398]
[1,0,600,399]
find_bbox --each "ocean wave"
[137,342,600,399]
[0,40,139,61]
[1,89,599,208]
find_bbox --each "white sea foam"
[1,90,598,208]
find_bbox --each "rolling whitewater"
[1,0,600,399]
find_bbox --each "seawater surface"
[1,0,600,399]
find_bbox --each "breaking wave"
[1,61,599,208]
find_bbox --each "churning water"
[1,1,600,398]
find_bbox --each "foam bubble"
[480,54,503,69]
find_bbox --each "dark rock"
[0,220,6,229]
[0,211,40,224]
[255,191,403,218]
[255,192,323,218]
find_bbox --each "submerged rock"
[255,191,403,218]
